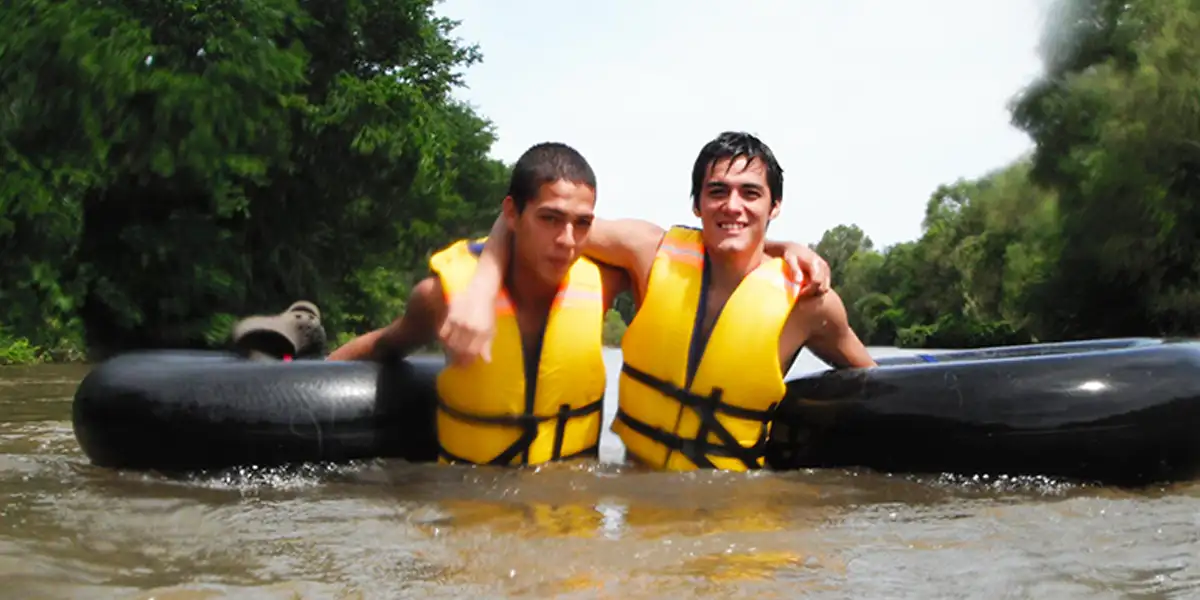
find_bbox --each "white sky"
[435,0,1048,248]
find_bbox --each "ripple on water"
[6,360,1200,598]
[807,488,1200,599]
[7,451,1200,599]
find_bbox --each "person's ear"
[502,196,519,228]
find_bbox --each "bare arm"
[591,219,830,298]
[447,214,511,308]
[792,290,877,369]
[433,216,509,364]
[583,217,665,292]
[328,276,444,362]
[765,239,830,295]
[437,215,656,364]
[443,213,829,364]
[468,214,826,296]
[467,214,663,294]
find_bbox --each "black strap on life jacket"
[618,363,776,471]
[436,396,604,466]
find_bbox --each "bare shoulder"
[371,274,446,359]
[408,274,447,323]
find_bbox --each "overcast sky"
[435,0,1048,248]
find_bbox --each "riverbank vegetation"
[1,0,1195,364]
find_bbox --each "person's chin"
[542,265,570,284]
[707,236,747,255]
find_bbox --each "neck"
[506,261,558,311]
[708,246,766,293]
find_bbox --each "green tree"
[0,0,509,359]
[1011,0,1200,339]
[814,224,874,288]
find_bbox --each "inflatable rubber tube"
[72,350,442,471]
[76,338,1200,484]
[766,337,1200,485]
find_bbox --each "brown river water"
[2,348,1199,599]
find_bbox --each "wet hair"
[507,142,597,212]
[690,131,784,210]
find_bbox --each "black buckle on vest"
[437,396,603,466]
[619,364,774,470]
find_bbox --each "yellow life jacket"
[612,225,803,471]
[429,239,607,466]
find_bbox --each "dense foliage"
[2,0,1198,363]
[824,0,1200,348]
[0,0,509,362]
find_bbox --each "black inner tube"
[72,351,443,471]
[767,337,1200,486]
[71,338,1200,486]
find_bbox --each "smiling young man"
[445,131,876,472]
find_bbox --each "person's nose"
[719,192,745,215]
[556,224,576,249]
